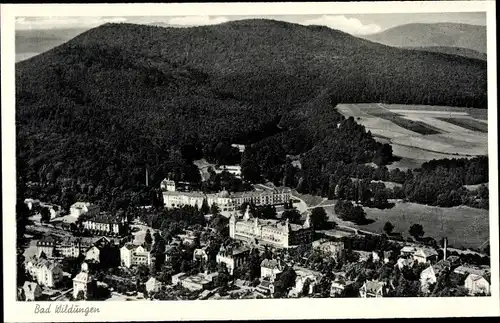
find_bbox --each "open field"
[437,117,488,133]
[337,103,488,169]
[324,201,489,249]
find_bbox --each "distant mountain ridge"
[363,22,486,54]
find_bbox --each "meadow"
[324,201,489,250]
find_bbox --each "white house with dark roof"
[145,277,163,295]
[359,280,388,298]
[120,244,151,268]
[216,245,251,275]
[413,247,439,264]
[464,273,490,296]
[260,258,284,282]
[27,258,64,287]
[70,202,100,219]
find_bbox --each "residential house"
[464,273,490,296]
[22,281,42,301]
[400,246,416,258]
[73,262,96,300]
[36,236,59,258]
[171,272,187,285]
[58,237,93,258]
[420,263,448,293]
[177,272,218,291]
[330,273,350,297]
[120,244,151,268]
[193,247,209,263]
[216,245,250,275]
[260,259,284,282]
[256,278,275,296]
[28,258,64,287]
[413,248,439,264]
[396,257,415,270]
[70,202,100,219]
[359,280,388,298]
[372,251,381,263]
[145,277,163,295]
[85,246,101,263]
[453,265,485,277]
[290,267,322,297]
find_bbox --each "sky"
[15,12,486,36]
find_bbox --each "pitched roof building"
[229,205,313,248]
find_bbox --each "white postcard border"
[2,1,498,321]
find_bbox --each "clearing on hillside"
[337,103,488,169]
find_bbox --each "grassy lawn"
[356,202,489,249]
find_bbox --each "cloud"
[166,15,229,26]
[301,15,381,35]
[15,16,128,30]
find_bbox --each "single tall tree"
[409,224,425,240]
[383,222,394,236]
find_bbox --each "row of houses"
[36,236,116,261]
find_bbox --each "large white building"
[120,244,151,268]
[162,184,291,212]
[214,165,242,178]
[70,202,100,219]
[81,212,128,236]
[229,206,314,248]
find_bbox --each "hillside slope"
[363,23,486,54]
[406,46,487,61]
[16,20,487,203]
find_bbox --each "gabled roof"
[466,273,490,284]
[363,280,386,293]
[415,248,438,258]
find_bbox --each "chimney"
[145,167,149,187]
[443,237,447,260]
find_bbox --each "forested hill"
[362,22,487,54]
[16,20,487,209]
[407,46,487,61]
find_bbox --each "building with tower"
[73,262,96,300]
[216,244,251,275]
[229,205,314,248]
[162,182,291,212]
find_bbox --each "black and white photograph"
[2,1,498,321]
